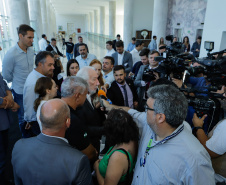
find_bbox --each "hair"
[18,24,35,36]
[148,50,160,56]
[51,38,56,42]
[89,59,104,87]
[197,36,202,40]
[61,76,88,97]
[139,48,150,57]
[76,66,95,81]
[103,56,115,65]
[132,37,136,41]
[78,36,82,39]
[116,34,120,37]
[153,35,157,39]
[104,109,139,146]
[67,59,79,76]
[34,77,53,111]
[135,40,144,47]
[106,40,113,46]
[42,34,46,38]
[78,43,88,50]
[35,51,54,67]
[183,36,190,44]
[115,40,124,48]
[159,37,164,45]
[147,84,188,128]
[113,65,125,73]
[40,99,70,131]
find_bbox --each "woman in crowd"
[94,109,139,185]
[34,77,58,131]
[158,37,165,47]
[182,36,190,52]
[67,59,80,76]
[89,59,104,88]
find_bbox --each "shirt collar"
[149,65,159,69]
[117,81,127,87]
[16,43,27,54]
[118,51,125,56]
[41,133,69,143]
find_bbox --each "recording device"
[98,89,112,108]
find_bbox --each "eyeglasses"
[144,104,155,112]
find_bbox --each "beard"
[81,53,87,58]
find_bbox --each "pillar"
[85,14,89,33]
[6,0,30,44]
[152,0,169,42]
[109,1,116,38]
[123,0,134,50]
[100,6,105,35]
[94,10,98,33]
[89,12,94,32]
[27,0,43,51]
[40,0,48,37]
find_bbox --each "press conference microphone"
[98,89,107,100]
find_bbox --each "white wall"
[132,0,154,37]
[200,0,226,57]
[56,14,86,37]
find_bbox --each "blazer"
[76,99,105,152]
[107,78,138,107]
[112,51,133,74]
[12,134,93,185]
[46,45,63,57]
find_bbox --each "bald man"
[12,99,93,185]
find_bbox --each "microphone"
[97,89,112,107]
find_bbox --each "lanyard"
[140,124,184,167]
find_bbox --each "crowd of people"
[0,23,226,185]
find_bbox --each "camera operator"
[193,114,226,184]
[134,50,165,111]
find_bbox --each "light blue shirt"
[76,53,97,69]
[127,43,136,52]
[2,43,34,94]
[128,109,215,185]
[103,70,114,88]
[23,69,45,122]
[148,39,157,51]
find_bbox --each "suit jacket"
[73,43,89,58]
[112,51,133,74]
[76,99,105,152]
[46,45,63,57]
[12,134,93,185]
[107,78,138,107]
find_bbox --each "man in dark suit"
[73,36,89,58]
[112,41,133,75]
[12,99,93,185]
[112,34,122,51]
[76,67,105,154]
[46,38,66,58]
[134,50,166,111]
[107,65,138,109]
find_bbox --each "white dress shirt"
[106,49,115,56]
[39,38,48,51]
[118,51,125,65]
[130,48,140,65]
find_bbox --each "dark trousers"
[19,121,40,138]
[0,129,8,183]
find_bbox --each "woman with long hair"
[34,77,58,130]
[67,59,80,76]
[94,109,139,185]
[158,37,165,47]
[89,59,104,88]
[182,36,190,52]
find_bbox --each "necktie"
[122,85,129,107]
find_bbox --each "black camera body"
[142,68,156,82]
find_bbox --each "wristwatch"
[192,126,203,136]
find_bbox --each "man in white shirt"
[38,34,48,51]
[102,56,115,89]
[76,43,97,69]
[130,40,144,65]
[105,40,115,56]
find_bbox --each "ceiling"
[50,0,123,15]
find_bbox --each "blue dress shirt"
[75,53,97,69]
[2,43,34,94]
[127,43,136,52]
[23,69,45,122]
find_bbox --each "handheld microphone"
[97,89,112,107]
